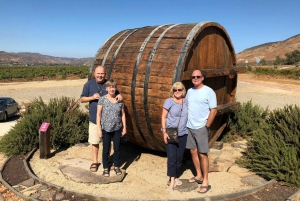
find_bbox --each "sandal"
[89,163,100,172]
[166,187,173,193]
[189,176,203,184]
[102,169,109,177]
[197,185,211,193]
[114,167,122,175]
[175,178,182,186]
[167,178,182,186]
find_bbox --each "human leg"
[193,126,210,193]
[102,130,112,169]
[176,134,187,177]
[198,152,209,193]
[112,128,122,173]
[166,143,177,192]
[186,129,203,183]
[189,148,203,182]
[174,134,187,185]
[88,122,101,171]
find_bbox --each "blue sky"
[1,0,300,58]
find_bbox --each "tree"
[260,58,267,65]
[274,56,285,65]
[285,50,300,65]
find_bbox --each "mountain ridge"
[1,33,300,66]
[236,34,300,64]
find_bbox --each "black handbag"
[166,100,183,144]
[166,128,179,144]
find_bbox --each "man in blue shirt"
[186,70,217,193]
[80,65,122,172]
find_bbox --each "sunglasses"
[173,89,183,92]
[191,75,203,79]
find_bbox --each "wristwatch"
[161,128,166,132]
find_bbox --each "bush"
[223,100,269,142]
[0,96,89,156]
[237,105,300,187]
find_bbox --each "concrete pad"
[0,119,18,136]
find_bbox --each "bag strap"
[177,99,184,127]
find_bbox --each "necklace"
[96,80,105,95]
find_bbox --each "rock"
[213,158,235,172]
[212,141,223,150]
[19,178,35,187]
[39,189,56,200]
[241,175,267,186]
[174,179,198,192]
[55,192,65,200]
[59,158,125,184]
[209,164,220,172]
[38,185,49,191]
[231,142,241,148]
[22,189,38,196]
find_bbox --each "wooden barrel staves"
[89,21,244,151]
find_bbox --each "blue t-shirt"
[186,85,217,129]
[163,98,188,136]
[98,95,124,132]
[80,79,108,124]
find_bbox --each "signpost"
[256,57,261,66]
[39,122,50,159]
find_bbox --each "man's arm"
[206,108,217,128]
[80,93,100,103]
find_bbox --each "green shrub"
[223,100,269,142]
[237,105,300,187]
[245,66,252,72]
[0,96,89,156]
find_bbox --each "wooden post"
[39,122,50,159]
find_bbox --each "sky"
[1,0,300,58]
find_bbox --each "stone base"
[174,179,198,192]
[59,158,125,184]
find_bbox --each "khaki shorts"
[88,122,102,144]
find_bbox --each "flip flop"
[198,185,211,193]
[189,176,203,184]
[90,163,100,172]
[166,187,173,193]
[175,179,182,186]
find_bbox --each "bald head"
[94,66,106,83]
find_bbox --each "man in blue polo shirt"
[80,65,122,172]
[186,70,217,193]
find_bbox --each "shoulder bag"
[166,100,183,144]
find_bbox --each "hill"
[236,34,300,65]
[0,51,93,66]
[1,33,300,67]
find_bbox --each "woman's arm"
[161,108,169,144]
[96,105,103,138]
[121,107,126,136]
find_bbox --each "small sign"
[256,57,260,64]
[39,122,50,132]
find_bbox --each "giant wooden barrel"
[89,21,244,151]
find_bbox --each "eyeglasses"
[173,89,183,92]
[191,75,202,79]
